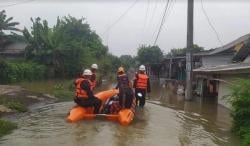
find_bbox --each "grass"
[0,96,28,112]
[6,101,28,112]
[53,89,74,102]
[19,79,74,102]
[243,133,250,146]
[0,119,17,137]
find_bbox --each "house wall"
[201,55,233,67]
[218,75,250,109]
[218,77,232,109]
[194,78,203,96]
[4,43,27,51]
[0,42,26,59]
[243,55,250,63]
[159,63,169,78]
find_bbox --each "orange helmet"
[117,66,125,73]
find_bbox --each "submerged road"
[0,81,241,146]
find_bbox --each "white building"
[194,33,250,108]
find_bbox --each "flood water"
[0,80,241,146]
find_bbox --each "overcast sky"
[1,0,250,56]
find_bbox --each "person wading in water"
[133,65,151,108]
[115,67,134,109]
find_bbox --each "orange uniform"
[135,74,149,89]
[75,78,92,98]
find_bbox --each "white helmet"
[83,69,92,76]
[91,64,98,69]
[139,65,146,71]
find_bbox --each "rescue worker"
[115,67,134,109]
[74,69,101,114]
[133,65,151,107]
[90,63,98,89]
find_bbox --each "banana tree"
[0,10,20,48]
[0,10,20,32]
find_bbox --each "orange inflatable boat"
[66,89,135,126]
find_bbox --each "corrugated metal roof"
[193,63,250,72]
[208,33,250,55]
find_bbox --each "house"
[0,42,26,59]
[193,33,250,108]
[145,50,211,91]
[145,55,201,80]
[145,33,250,108]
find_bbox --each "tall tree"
[0,10,20,32]
[23,16,109,77]
[0,10,21,48]
[137,45,163,64]
[119,55,135,70]
[168,44,204,57]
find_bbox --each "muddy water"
[0,80,241,146]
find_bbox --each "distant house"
[0,42,26,59]
[145,33,250,108]
[194,33,250,108]
[146,50,208,81]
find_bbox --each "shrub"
[229,79,250,146]
[52,80,74,101]
[0,119,17,137]
[243,133,250,146]
[0,60,46,84]
[6,101,28,112]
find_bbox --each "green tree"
[0,10,21,48]
[137,45,163,64]
[98,53,121,76]
[119,55,135,70]
[23,16,108,78]
[23,18,53,62]
[168,44,204,57]
[0,10,20,32]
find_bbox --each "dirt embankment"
[0,85,57,117]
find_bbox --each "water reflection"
[149,80,240,146]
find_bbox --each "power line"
[163,0,175,31]
[146,0,158,43]
[153,0,173,44]
[141,0,151,43]
[153,0,171,45]
[168,0,176,19]
[148,0,159,31]
[105,17,111,47]
[102,0,139,35]
[147,0,162,44]
[0,0,35,8]
[200,0,223,45]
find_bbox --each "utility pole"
[185,0,194,100]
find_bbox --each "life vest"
[118,74,130,89]
[136,73,148,89]
[91,81,96,90]
[91,73,97,89]
[75,78,91,99]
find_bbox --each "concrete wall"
[243,55,250,63]
[202,55,233,67]
[218,75,250,109]
[2,43,27,53]
[218,77,232,109]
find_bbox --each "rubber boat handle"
[95,114,108,117]
[82,114,119,118]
